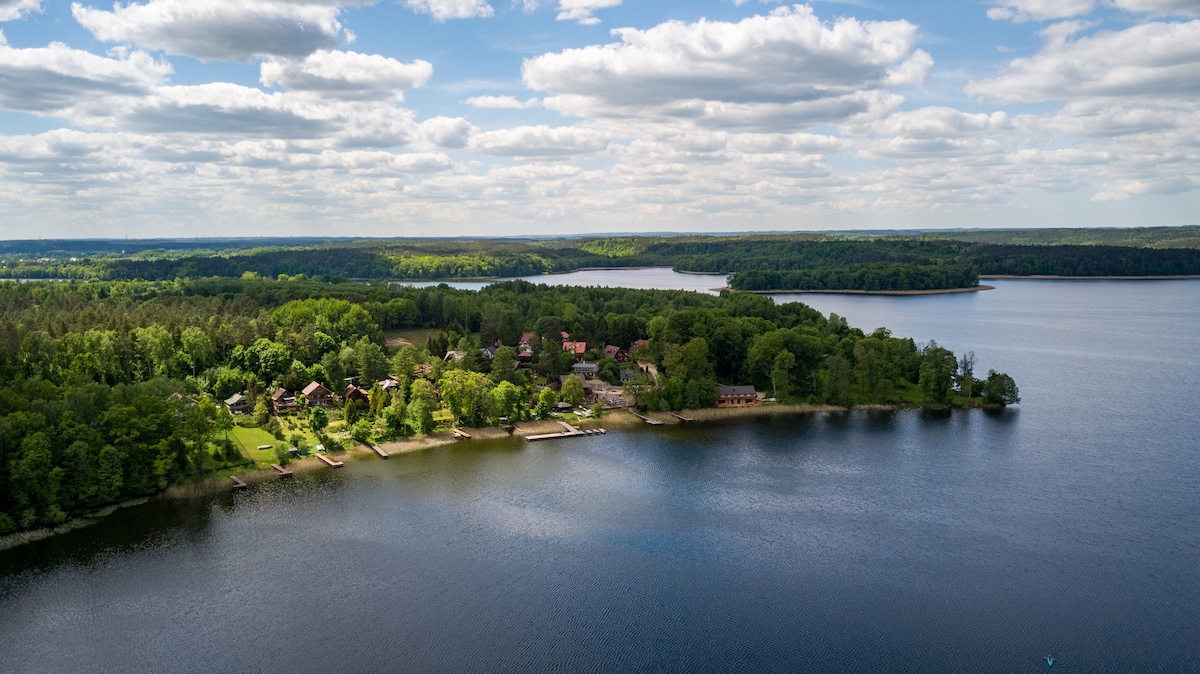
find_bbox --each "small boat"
[1046,655,1055,667]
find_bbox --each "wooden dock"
[316,454,345,468]
[526,421,607,442]
[366,442,389,459]
[670,413,695,423]
[632,412,665,425]
[271,464,294,478]
[230,475,248,490]
[453,429,472,439]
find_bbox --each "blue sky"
[0,0,1197,238]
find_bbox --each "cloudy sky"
[0,0,1197,238]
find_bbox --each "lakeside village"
[217,332,769,476]
[0,278,1020,534]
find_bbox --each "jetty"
[230,475,248,490]
[366,442,389,459]
[632,412,665,426]
[453,429,472,439]
[271,464,293,478]
[316,454,345,468]
[527,421,607,442]
[670,413,695,423]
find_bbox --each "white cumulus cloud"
[72,0,348,61]
[403,0,493,20]
[0,0,41,22]
[0,39,171,114]
[1108,0,1200,16]
[523,5,931,130]
[468,125,609,156]
[556,0,620,25]
[261,51,432,101]
[966,20,1200,104]
[464,95,540,108]
[987,0,1095,23]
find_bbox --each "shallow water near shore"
[2,276,1198,673]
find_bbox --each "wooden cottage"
[301,381,334,407]
[271,387,298,413]
[717,386,760,408]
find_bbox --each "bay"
[2,273,1198,673]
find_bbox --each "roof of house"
[573,362,599,371]
[563,341,587,355]
[271,387,291,400]
[444,350,466,361]
[718,386,758,396]
[302,381,330,396]
[631,339,649,349]
[604,345,623,356]
[345,384,369,398]
[224,393,246,406]
[520,332,536,344]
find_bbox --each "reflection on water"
[391,266,728,294]
[2,277,1199,673]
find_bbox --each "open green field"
[230,426,279,468]
[384,327,439,349]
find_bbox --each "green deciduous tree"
[983,370,1021,405]
[561,375,585,407]
[535,387,559,419]
[406,378,437,434]
[772,350,795,400]
[309,407,328,434]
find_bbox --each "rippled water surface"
[2,276,1198,673]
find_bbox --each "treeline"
[965,244,1200,276]
[7,236,1200,288]
[96,240,673,281]
[730,263,979,292]
[0,276,1019,535]
[664,238,1200,280]
[941,226,1200,249]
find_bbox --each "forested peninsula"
[4,230,1200,293]
[0,276,1018,535]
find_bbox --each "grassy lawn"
[383,327,439,349]
[230,426,280,468]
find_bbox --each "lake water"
[2,273,1198,673]
[392,266,729,294]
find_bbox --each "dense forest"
[730,264,979,292]
[4,233,1198,289]
[934,225,1200,249]
[0,276,1018,535]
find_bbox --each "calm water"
[392,267,729,294]
[2,275,1198,673]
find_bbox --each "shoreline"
[1,404,1010,552]
[979,274,1200,281]
[379,266,681,285]
[713,285,995,296]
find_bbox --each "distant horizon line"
[2,224,1197,245]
